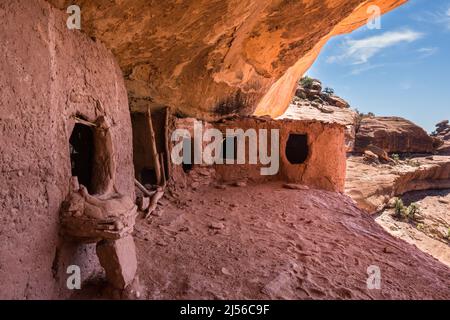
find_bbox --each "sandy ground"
[376,189,450,267]
[71,182,450,300]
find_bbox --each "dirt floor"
[376,189,450,267]
[75,181,449,299]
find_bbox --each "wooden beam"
[146,106,162,185]
[74,116,97,127]
[134,179,157,197]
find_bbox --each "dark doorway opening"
[182,138,195,173]
[285,134,309,164]
[222,136,238,162]
[70,123,94,192]
[140,167,157,186]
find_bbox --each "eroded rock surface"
[346,155,450,214]
[377,189,450,267]
[47,0,406,119]
[123,183,449,299]
[354,117,436,154]
[432,120,450,155]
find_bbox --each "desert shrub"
[407,203,420,221]
[392,153,400,163]
[354,109,376,132]
[300,76,314,89]
[392,199,421,222]
[323,87,335,95]
[405,159,421,167]
[393,198,406,219]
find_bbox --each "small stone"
[151,208,163,217]
[438,198,449,204]
[383,246,394,254]
[209,222,225,230]
[283,183,309,190]
[156,240,168,247]
[233,181,247,187]
[137,197,150,211]
[215,184,226,190]
[191,182,200,189]
[114,221,124,231]
[221,267,232,276]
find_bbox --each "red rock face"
[47,0,406,120]
[0,0,134,299]
[355,117,435,154]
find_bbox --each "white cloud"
[411,7,450,30]
[349,63,384,76]
[327,30,424,65]
[417,47,438,58]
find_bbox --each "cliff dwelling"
[1,0,450,304]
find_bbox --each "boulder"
[363,150,380,164]
[432,120,450,155]
[324,95,350,108]
[365,144,393,163]
[355,117,435,154]
[436,120,449,130]
[97,235,138,289]
[310,79,322,92]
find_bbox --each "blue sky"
[307,0,450,132]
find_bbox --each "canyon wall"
[47,0,406,120]
[0,0,134,299]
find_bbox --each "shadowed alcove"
[70,123,95,193]
[285,134,309,164]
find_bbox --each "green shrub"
[300,76,314,89]
[407,203,420,221]
[405,159,421,167]
[393,198,406,219]
[392,153,400,162]
[323,87,335,95]
[393,199,421,222]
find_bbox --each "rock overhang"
[47,0,407,120]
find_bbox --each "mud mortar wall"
[171,117,346,192]
[0,0,134,299]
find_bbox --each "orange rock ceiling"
[48,0,407,119]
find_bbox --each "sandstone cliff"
[346,156,450,214]
[47,0,406,120]
[355,116,436,154]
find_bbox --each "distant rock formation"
[432,120,450,155]
[346,155,450,214]
[354,116,436,154]
[282,77,356,152]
